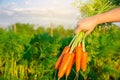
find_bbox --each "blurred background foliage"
[0,0,120,80]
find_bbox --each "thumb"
[74,25,82,34]
[74,29,81,34]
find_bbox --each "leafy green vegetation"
[0,0,120,80]
[74,0,116,17]
[0,23,120,80]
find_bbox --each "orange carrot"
[65,53,75,78]
[81,52,88,72]
[55,46,70,70]
[58,53,73,79]
[75,44,82,72]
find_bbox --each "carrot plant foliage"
[0,23,120,80]
[0,0,120,80]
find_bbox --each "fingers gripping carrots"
[55,32,89,80]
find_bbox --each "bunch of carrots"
[55,32,88,80]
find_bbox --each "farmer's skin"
[74,7,120,37]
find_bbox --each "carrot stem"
[82,36,86,52]
[78,33,85,46]
[69,35,76,47]
[70,32,84,53]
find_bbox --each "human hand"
[74,16,98,37]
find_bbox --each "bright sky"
[0,0,83,29]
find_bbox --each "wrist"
[93,12,110,24]
[92,14,104,25]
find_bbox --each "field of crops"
[0,23,120,80]
[0,0,120,80]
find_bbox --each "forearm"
[74,7,120,35]
[94,7,120,24]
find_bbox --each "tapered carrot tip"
[75,45,82,72]
[81,52,88,72]
[58,53,72,79]
[65,53,75,77]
